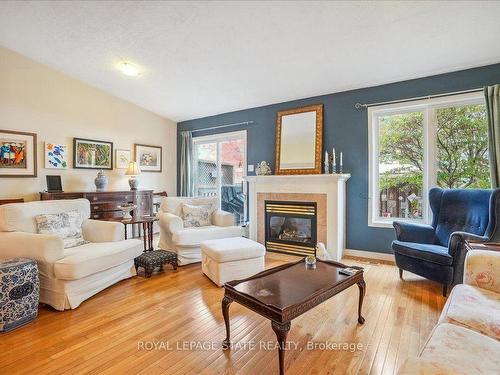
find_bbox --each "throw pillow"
[35,210,88,249]
[181,203,212,228]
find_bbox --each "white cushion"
[202,254,264,286]
[160,196,217,217]
[201,237,265,263]
[439,284,500,340]
[54,239,143,280]
[398,323,500,374]
[0,199,90,233]
[172,225,242,247]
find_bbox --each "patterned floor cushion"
[398,323,500,374]
[439,284,500,340]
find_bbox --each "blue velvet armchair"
[392,187,500,296]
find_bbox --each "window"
[192,131,247,225]
[369,93,489,227]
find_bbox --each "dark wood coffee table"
[221,259,365,375]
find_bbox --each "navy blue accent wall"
[177,64,500,253]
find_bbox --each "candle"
[332,147,336,165]
[340,151,343,166]
[325,151,328,162]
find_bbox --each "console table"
[40,190,153,221]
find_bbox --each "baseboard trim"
[343,248,395,263]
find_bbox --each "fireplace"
[265,200,317,257]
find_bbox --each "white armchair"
[0,199,143,311]
[158,197,243,265]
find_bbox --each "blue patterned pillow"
[35,210,88,248]
[181,203,213,228]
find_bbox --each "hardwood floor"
[0,253,447,375]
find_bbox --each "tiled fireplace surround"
[245,174,350,261]
[257,192,327,248]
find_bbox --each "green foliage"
[379,104,490,190]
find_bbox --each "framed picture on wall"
[135,144,162,172]
[45,142,68,169]
[73,138,113,170]
[0,129,37,177]
[115,149,131,169]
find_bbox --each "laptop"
[46,175,63,193]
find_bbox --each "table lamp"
[125,161,141,190]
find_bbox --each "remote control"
[339,267,358,276]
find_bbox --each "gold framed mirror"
[275,104,323,175]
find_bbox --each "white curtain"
[180,131,194,196]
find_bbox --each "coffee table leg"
[357,280,366,324]
[222,296,233,349]
[271,321,291,375]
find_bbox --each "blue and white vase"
[94,170,108,191]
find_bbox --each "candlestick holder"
[331,161,336,174]
[339,164,343,174]
[324,160,329,174]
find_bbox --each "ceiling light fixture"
[117,61,141,77]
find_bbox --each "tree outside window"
[375,100,489,222]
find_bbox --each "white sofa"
[398,248,500,374]
[157,197,243,266]
[0,199,143,311]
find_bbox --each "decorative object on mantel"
[0,129,37,178]
[332,147,336,174]
[255,161,272,176]
[73,138,113,170]
[275,104,323,175]
[125,161,141,190]
[94,170,108,191]
[324,151,329,174]
[339,151,343,174]
[135,144,162,172]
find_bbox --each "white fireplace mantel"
[245,174,350,261]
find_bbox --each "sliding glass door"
[193,131,247,225]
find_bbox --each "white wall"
[0,47,176,201]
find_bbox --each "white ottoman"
[201,237,266,287]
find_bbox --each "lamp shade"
[125,161,141,176]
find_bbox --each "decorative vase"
[118,204,136,221]
[94,170,108,191]
[255,161,272,176]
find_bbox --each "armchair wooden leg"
[442,284,448,297]
[399,268,403,280]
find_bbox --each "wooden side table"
[117,216,158,252]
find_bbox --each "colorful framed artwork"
[45,142,68,169]
[115,149,131,169]
[135,144,162,172]
[0,130,37,178]
[73,138,113,170]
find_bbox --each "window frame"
[368,92,486,228]
[192,130,248,221]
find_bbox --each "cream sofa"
[157,197,242,265]
[398,249,500,374]
[0,199,143,311]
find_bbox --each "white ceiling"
[1,1,500,122]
